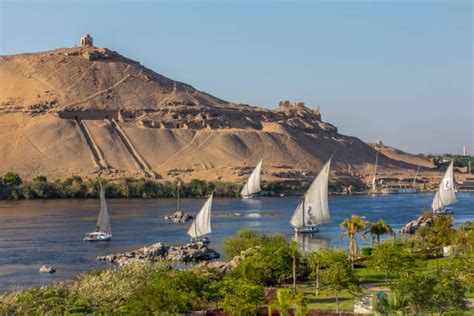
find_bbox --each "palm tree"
[366,219,395,245]
[268,288,307,316]
[340,215,369,262]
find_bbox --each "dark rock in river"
[96,241,219,266]
[165,211,193,223]
[400,214,433,234]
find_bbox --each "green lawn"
[281,256,474,313]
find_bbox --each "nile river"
[0,193,473,292]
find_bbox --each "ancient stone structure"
[80,33,93,47]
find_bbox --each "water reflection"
[292,233,329,253]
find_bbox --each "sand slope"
[0,44,438,183]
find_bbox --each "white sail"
[96,183,111,234]
[188,193,213,238]
[432,161,456,211]
[413,165,420,187]
[371,152,379,191]
[240,160,263,197]
[290,158,331,229]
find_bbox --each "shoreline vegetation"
[0,172,309,200]
[1,218,472,314]
[0,172,440,201]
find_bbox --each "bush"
[391,270,468,314]
[232,233,296,285]
[223,228,267,259]
[360,247,372,257]
[122,269,212,314]
[218,277,263,316]
[417,215,456,249]
[369,241,417,280]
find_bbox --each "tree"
[223,228,266,259]
[369,241,416,281]
[268,288,307,316]
[365,218,394,245]
[417,215,456,249]
[234,234,295,286]
[309,248,341,296]
[391,270,468,314]
[319,250,359,313]
[290,241,299,293]
[454,222,474,256]
[340,215,369,262]
[218,277,263,316]
[3,172,22,187]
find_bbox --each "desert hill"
[369,142,435,169]
[0,34,439,187]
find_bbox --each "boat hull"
[240,193,262,199]
[381,188,417,194]
[434,207,454,216]
[83,231,112,242]
[294,226,319,234]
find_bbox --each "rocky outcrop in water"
[400,214,433,234]
[165,211,193,223]
[96,241,219,266]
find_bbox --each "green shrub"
[232,233,296,285]
[360,247,373,257]
[122,269,211,314]
[223,228,267,259]
[218,277,263,316]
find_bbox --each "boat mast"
[413,166,420,188]
[177,180,181,212]
[302,196,305,229]
[372,152,379,190]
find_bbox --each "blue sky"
[1,0,472,154]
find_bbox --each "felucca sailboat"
[240,160,263,198]
[84,182,112,241]
[371,152,379,192]
[432,161,456,215]
[290,158,332,233]
[188,193,213,244]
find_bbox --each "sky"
[1,0,472,154]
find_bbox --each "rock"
[165,211,193,223]
[400,214,433,234]
[96,241,219,266]
[39,265,56,273]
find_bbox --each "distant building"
[80,33,93,47]
[463,145,468,156]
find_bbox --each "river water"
[0,193,473,292]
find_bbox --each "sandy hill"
[0,35,440,187]
[369,143,435,168]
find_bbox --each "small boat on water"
[290,158,332,234]
[240,159,263,199]
[380,165,419,194]
[432,161,457,215]
[84,182,112,241]
[381,186,417,194]
[188,193,213,244]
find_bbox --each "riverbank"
[0,171,442,200]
